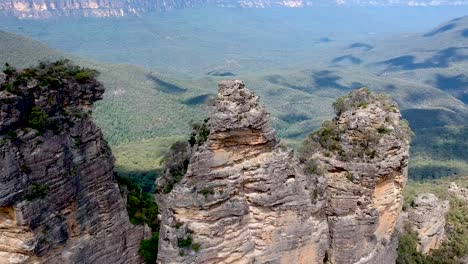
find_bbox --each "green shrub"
[305,159,321,175]
[139,232,159,264]
[24,183,49,201]
[20,164,31,174]
[332,96,346,115]
[116,176,159,231]
[28,107,49,131]
[200,187,214,197]
[192,243,200,252]
[178,235,193,248]
[3,63,16,76]
[356,101,369,108]
[7,130,17,139]
[396,224,426,264]
[3,82,21,95]
[74,70,96,84]
[377,126,393,134]
[189,118,210,147]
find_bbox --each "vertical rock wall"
[0,63,146,264]
[156,80,329,263]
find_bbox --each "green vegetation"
[159,120,211,193]
[377,126,393,134]
[160,141,190,193]
[396,224,426,264]
[400,176,468,263]
[7,131,17,139]
[188,119,210,147]
[74,70,95,83]
[20,164,31,174]
[28,107,49,132]
[139,233,159,264]
[116,176,158,230]
[24,182,49,201]
[116,176,160,263]
[199,187,214,197]
[178,233,200,253]
[3,62,16,75]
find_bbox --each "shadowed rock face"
[156,80,329,263]
[0,63,147,264]
[407,193,450,254]
[156,82,411,264]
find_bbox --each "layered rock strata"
[156,80,329,263]
[157,82,411,264]
[407,193,450,254]
[0,62,146,264]
[301,88,411,264]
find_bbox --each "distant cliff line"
[1,0,468,19]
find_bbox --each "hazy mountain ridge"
[0,0,467,18]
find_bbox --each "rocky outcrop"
[301,88,411,264]
[156,83,411,263]
[156,80,329,263]
[407,193,450,254]
[0,61,147,263]
[448,182,468,202]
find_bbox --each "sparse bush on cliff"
[28,107,49,132]
[159,119,211,193]
[24,182,49,201]
[396,224,426,264]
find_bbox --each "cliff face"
[0,61,146,264]
[156,82,411,263]
[302,88,411,263]
[407,193,449,254]
[0,0,196,18]
[1,0,466,18]
[156,80,329,263]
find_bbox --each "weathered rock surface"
[156,83,411,263]
[0,62,147,263]
[156,80,329,263]
[448,182,468,202]
[301,88,411,264]
[407,193,450,254]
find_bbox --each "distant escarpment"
[156,81,411,263]
[1,0,467,18]
[0,61,147,263]
[0,0,202,18]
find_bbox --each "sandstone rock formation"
[156,80,329,263]
[407,193,450,254]
[0,61,146,264]
[300,88,411,264]
[156,82,411,263]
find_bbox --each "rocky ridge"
[407,193,450,254]
[156,80,329,263]
[448,182,468,202]
[157,81,411,263]
[301,88,411,263]
[0,61,147,264]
